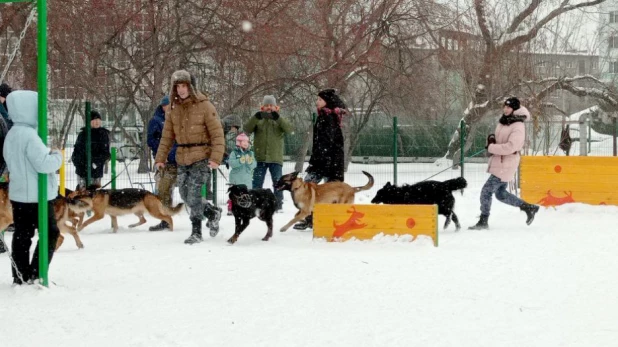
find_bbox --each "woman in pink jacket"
[469,97,540,230]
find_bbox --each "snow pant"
[252,162,283,209]
[156,164,177,208]
[177,159,210,220]
[10,201,60,283]
[480,175,524,216]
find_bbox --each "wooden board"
[520,156,618,206]
[313,204,438,246]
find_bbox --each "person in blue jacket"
[147,96,178,231]
[3,90,63,285]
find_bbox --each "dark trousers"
[252,162,283,208]
[11,201,60,283]
[480,175,524,216]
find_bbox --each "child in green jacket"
[227,133,257,215]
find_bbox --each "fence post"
[393,117,398,185]
[59,149,65,196]
[212,168,218,206]
[85,101,92,187]
[612,117,618,157]
[580,117,588,156]
[111,147,117,190]
[588,117,591,154]
[614,117,617,157]
[459,120,465,177]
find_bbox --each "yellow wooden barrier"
[520,156,618,206]
[59,149,65,196]
[313,204,439,246]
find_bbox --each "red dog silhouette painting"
[332,206,367,238]
[537,190,575,207]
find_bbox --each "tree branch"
[506,0,542,34]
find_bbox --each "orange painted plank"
[520,156,618,206]
[313,204,438,246]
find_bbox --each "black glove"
[254,111,263,120]
[270,111,280,121]
[486,134,496,149]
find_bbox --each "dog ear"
[238,184,249,193]
[291,171,299,178]
[385,182,391,187]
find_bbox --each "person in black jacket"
[0,83,13,129]
[294,88,348,230]
[71,110,110,189]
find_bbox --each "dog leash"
[420,148,486,182]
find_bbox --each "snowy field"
[1,162,617,347]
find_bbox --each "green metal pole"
[85,101,92,187]
[393,117,398,185]
[212,168,217,206]
[37,0,49,287]
[111,147,116,190]
[201,184,206,198]
[460,120,465,178]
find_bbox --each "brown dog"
[274,171,374,232]
[69,187,184,233]
[0,183,85,250]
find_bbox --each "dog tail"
[163,203,185,216]
[444,177,467,191]
[354,171,375,192]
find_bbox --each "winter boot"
[184,218,203,245]
[293,214,313,230]
[468,215,489,230]
[148,221,170,231]
[204,204,222,237]
[520,203,540,225]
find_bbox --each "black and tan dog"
[69,186,184,233]
[227,184,277,244]
[0,183,85,250]
[274,171,374,232]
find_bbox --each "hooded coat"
[487,106,531,182]
[155,70,225,166]
[3,91,62,202]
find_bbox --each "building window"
[609,36,618,49]
[609,61,618,74]
[579,60,586,74]
[592,61,598,69]
[566,61,573,69]
[611,11,618,23]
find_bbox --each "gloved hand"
[254,111,263,120]
[486,134,496,149]
[270,111,280,121]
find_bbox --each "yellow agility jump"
[313,204,439,246]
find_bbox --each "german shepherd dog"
[0,183,85,250]
[227,184,277,244]
[274,171,374,232]
[69,187,184,233]
[371,177,468,230]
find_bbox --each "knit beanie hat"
[236,133,250,147]
[262,95,277,106]
[318,88,346,109]
[160,95,170,106]
[90,110,102,120]
[504,97,520,111]
[0,83,12,98]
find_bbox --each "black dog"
[371,177,467,230]
[227,184,277,244]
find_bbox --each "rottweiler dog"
[227,184,277,244]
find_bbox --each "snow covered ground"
[1,163,617,347]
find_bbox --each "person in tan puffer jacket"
[155,70,225,244]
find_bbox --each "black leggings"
[10,201,60,282]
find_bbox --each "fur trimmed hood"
[169,70,198,106]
